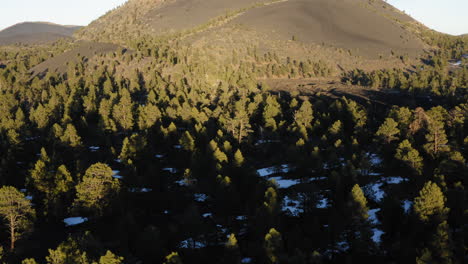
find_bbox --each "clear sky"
[386,0,468,35]
[0,0,467,35]
[0,0,128,30]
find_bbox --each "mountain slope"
[77,0,426,54]
[0,22,81,45]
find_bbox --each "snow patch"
[89,146,100,152]
[316,197,330,209]
[255,139,280,146]
[241,258,253,263]
[368,208,381,225]
[129,188,152,193]
[372,228,384,244]
[270,177,300,189]
[257,164,291,177]
[282,195,303,216]
[179,238,206,249]
[367,153,383,166]
[202,213,212,218]
[163,168,177,174]
[194,193,208,202]
[112,170,123,179]
[402,200,413,214]
[64,217,88,226]
[236,215,247,221]
[364,177,408,202]
[155,154,165,159]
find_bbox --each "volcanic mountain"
[76,0,429,65]
[31,0,439,77]
[0,22,81,45]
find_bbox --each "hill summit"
[0,22,81,45]
[76,0,427,67]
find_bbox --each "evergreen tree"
[294,100,313,128]
[112,89,134,131]
[376,118,400,144]
[349,184,369,221]
[179,131,195,152]
[73,163,120,216]
[60,123,82,147]
[96,251,124,264]
[395,140,424,175]
[0,186,35,250]
[424,120,449,157]
[163,252,183,264]
[233,149,244,167]
[264,228,283,264]
[414,181,448,222]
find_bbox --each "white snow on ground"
[270,177,300,189]
[179,238,206,249]
[236,215,247,221]
[129,188,152,193]
[372,228,384,244]
[162,168,177,174]
[26,195,33,200]
[368,208,381,225]
[89,146,100,152]
[402,200,413,214]
[174,145,183,149]
[112,170,123,179]
[309,176,327,182]
[364,177,408,202]
[202,213,212,218]
[155,154,165,159]
[282,195,303,216]
[64,217,88,226]
[176,179,189,187]
[241,258,253,263]
[255,139,280,146]
[115,159,122,163]
[316,197,330,209]
[367,153,383,166]
[194,193,208,202]
[257,164,291,177]
[336,241,349,251]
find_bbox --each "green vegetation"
[0,0,465,263]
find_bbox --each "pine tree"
[430,221,454,263]
[112,89,134,131]
[97,250,124,264]
[137,104,161,130]
[179,131,195,152]
[376,118,400,143]
[60,123,82,147]
[395,140,424,175]
[233,149,244,167]
[0,186,35,250]
[263,187,278,214]
[163,252,183,264]
[264,228,283,264]
[424,120,449,157]
[414,181,448,222]
[349,184,369,221]
[74,163,120,216]
[263,95,281,131]
[294,100,313,128]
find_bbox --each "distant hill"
[0,22,82,45]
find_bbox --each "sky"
[0,0,128,31]
[0,0,467,35]
[386,0,468,35]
